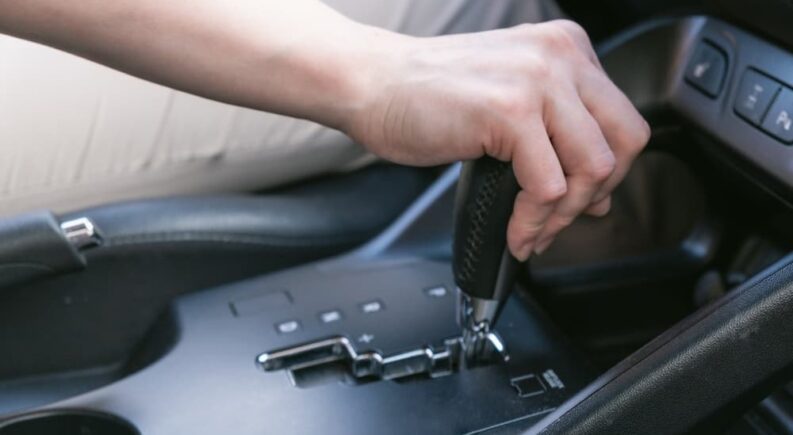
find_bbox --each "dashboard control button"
[231,291,292,317]
[510,374,547,398]
[424,286,448,298]
[734,69,781,125]
[275,320,301,334]
[761,88,793,144]
[359,300,384,314]
[685,42,727,98]
[318,309,343,324]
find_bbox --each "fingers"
[498,20,648,260]
[578,68,651,204]
[506,120,567,261]
[585,195,612,217]
[532,90,616,252]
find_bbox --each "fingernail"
[534,236,555,255]
[516,243,532,261]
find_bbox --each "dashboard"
[602,16,793,201]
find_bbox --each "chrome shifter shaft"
[457,289,509,366]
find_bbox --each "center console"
[0,168,592,435]
[4,14,793,435]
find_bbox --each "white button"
[425,286,448,298]
[276,320,300,334]
[319,310,342,323]
[360,300,383,314]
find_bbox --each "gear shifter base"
[457,289,510,367]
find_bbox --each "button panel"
[733,67,793,145]
[255,286,455,341]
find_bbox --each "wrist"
[315,23,415,136]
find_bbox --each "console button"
[230,291,292,317]
[510,374,547,398]
[318,309,343,324]
[734,69,781,125]
[761,88,793,144]
[275,320,301,334]
[685,42,727,98]
[424,286,448,298]
[359,300,384,314]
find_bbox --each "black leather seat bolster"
[65,164,436,255]
[0,164,436,379]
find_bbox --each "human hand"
[344,20,651,261]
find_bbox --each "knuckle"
[618,120,652,154]
[538,24,575,51]
[515,221,544,240]
[553,214,576,229]
[540,20,583,53]
[487,92,527,118]
[525,58,552,81]
[582,152,617,182]
[535,179,567,204]
[555,19,589,42]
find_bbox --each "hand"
[344,20,651,261]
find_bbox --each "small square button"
[510,374,547,398]
[761,88,793,143]
[275,320,301,334]
[734,69,781,125]
[230,291,291,317]
[424,286,448,298]
[685,42,727,98]
[359,300,384,314]
[318,309,343,324]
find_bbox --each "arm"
[0,0,650,260]
[0,0,388,130]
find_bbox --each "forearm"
[0,0,403,130]
[0,2,650,259]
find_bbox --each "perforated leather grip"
[453,157,521,301]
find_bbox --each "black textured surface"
[10,259,592,435]
[0,164,434,380]
[530,254,793,435]
[0,410,139,435]
[0,212,84,288]
[453,157,521,300]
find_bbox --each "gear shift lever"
[256,158,522,380]
[453,156,522,366]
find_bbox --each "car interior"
[3,0,793,434]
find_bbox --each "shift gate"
[256,333,507,382]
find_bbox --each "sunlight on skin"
[0,0,649,259]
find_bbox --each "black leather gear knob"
[452,156,522,304]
